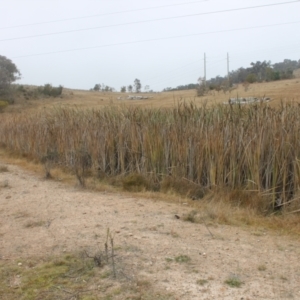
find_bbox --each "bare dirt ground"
[1,161,300,299]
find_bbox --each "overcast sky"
[1,0,300,91]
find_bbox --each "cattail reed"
[1,102,299,210]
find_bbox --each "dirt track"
[1,161,300,299]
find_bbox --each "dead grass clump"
[0,179,9,189]
[219,189,270,214]
[72,146,92,187]
[0,165,8,173]
[161,176,206,200]
[182,210,200,223]
[24,220,46,228]
[122,173,150,192]
[41,149,59,179]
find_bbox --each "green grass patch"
[224,275,244,288]
[174,255,191,263]
[0,254,98,300]
[0,253,175,300]
[196,279,208,286]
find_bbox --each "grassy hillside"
[4,78,300,113]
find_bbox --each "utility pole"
[204,53,207,88]
[227,52,230,88]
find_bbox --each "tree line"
[164,58,300,92]
[93,79,148,93]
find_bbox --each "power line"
[0,0,210,30]
[1,1,299,42]
[144,58,204,82]
[148,66,201,85]
[11,20,300,59]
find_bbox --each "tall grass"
[1,102,300,211]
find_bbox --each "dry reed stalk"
[1,102,300,211]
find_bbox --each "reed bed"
[1,102,300,212]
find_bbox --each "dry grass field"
[4,78,300,113]
[59,78,300,108]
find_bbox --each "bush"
[38,84,63,97]
[246,73,257,83]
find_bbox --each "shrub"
[38,84,63,97]
[246,73,257,83]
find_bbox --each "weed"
[175,255,191,263]
[196,279,208,286]
[280,275,288,281]
[24,220,46,228]
[41,149,59,179]
[183,210,198,223]
[225,275,244,288]
[258,264,267,271]
[73,145,92,187]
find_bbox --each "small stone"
[18,263,22,266]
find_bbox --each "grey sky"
[1,0,300,91]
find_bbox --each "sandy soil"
[1,161,300,299]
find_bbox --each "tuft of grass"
[174,255,191,263]
[0,165,9,173]
[258,264,267,271]
[24,220,46,228]
[196,279,208,286]
[170,230,180,238]
[122,173,149,192]
[280,275,288,281]
[224,275,244,288]
[0,180,9,188]
[183,210,199,223]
